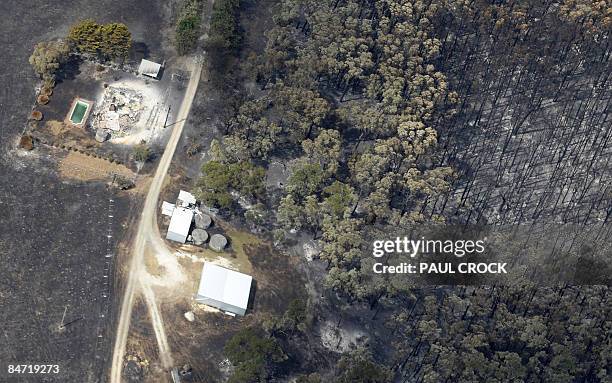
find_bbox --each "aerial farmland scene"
[0,0,610,382]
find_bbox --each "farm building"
[195,262,253,316]
[166,206,193,243]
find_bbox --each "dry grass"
[58,151,134,182]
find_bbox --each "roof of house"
[197,262,252,313]
[138,59,162,78]
[166,207,193,242]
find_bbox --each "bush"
[37,95,49,105]
[30,110,43,121]
[132,144,152,162]
[68,19,132,61]
[208,0,241,50]
[29,40,70,82]
[41,86,53,97]
[19,135,34,150]
[224,327,287,383]
[175,0,203,55]
[196,160,265,209]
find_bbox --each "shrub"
[19,135,34,150]
[208,0,241,50]
[37,95,49,105]
[29,40,70,82]
[41,86,53,97]
[195,160,265,209]
[132,144,152,162]
[30,110,43,121]
[175,0,203,55]
[68,19,132,61]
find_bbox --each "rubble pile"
[91,86,144,138]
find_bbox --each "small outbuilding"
[166,207,194,243]
[177,190,197,208]
[138,59,163,79]
[161,201,176,217]
[195,262,252,316]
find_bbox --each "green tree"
[175,0,203,55]
[195,160,265,209]
[286,162,326,200]
[302,129,342,174]
[68,19,100,55]
[196,160,234,208]
[68,19,131,60]
[132,144,152,162]
[335,349,392,383]
[277,194,304,231]
[99,23,132,59]
[29,40,70,81]
[208,0,242,50]
[322,181,357,219]
[224,327,287,382]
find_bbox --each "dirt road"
[109,57,202,383]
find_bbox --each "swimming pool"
[70,100,89,124]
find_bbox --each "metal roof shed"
[138,59,163,79]
[177,190,197,207]
[161,201,176,217]
[195,262,252,316]
[166,207,193,243]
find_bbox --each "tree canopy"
[68,19,131,60]
[29,40,70,81]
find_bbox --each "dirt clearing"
[58,150,135,182]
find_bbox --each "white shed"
[177,190,197,208]
[166,207,193,243]
[138,59,163,79]
[161,201,176,217]
[195,262,252,316]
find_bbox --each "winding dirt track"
[109,57,202,383]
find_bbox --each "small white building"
[161,201,176,217]
[166,207,194,243]
[177,190,197,208]
[138,59,163,79]
[195,262,253,316]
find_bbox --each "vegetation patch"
[68,19,132,61]
[30,110,43,121]
[29,40,70,82]
[175,0,204,55]
[18,135,34,150]
[208,0,242,51]
[195,160,264,209]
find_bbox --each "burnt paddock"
[0,161,131,382]
[0,0,170,381]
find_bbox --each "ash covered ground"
[0,0,170,381]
